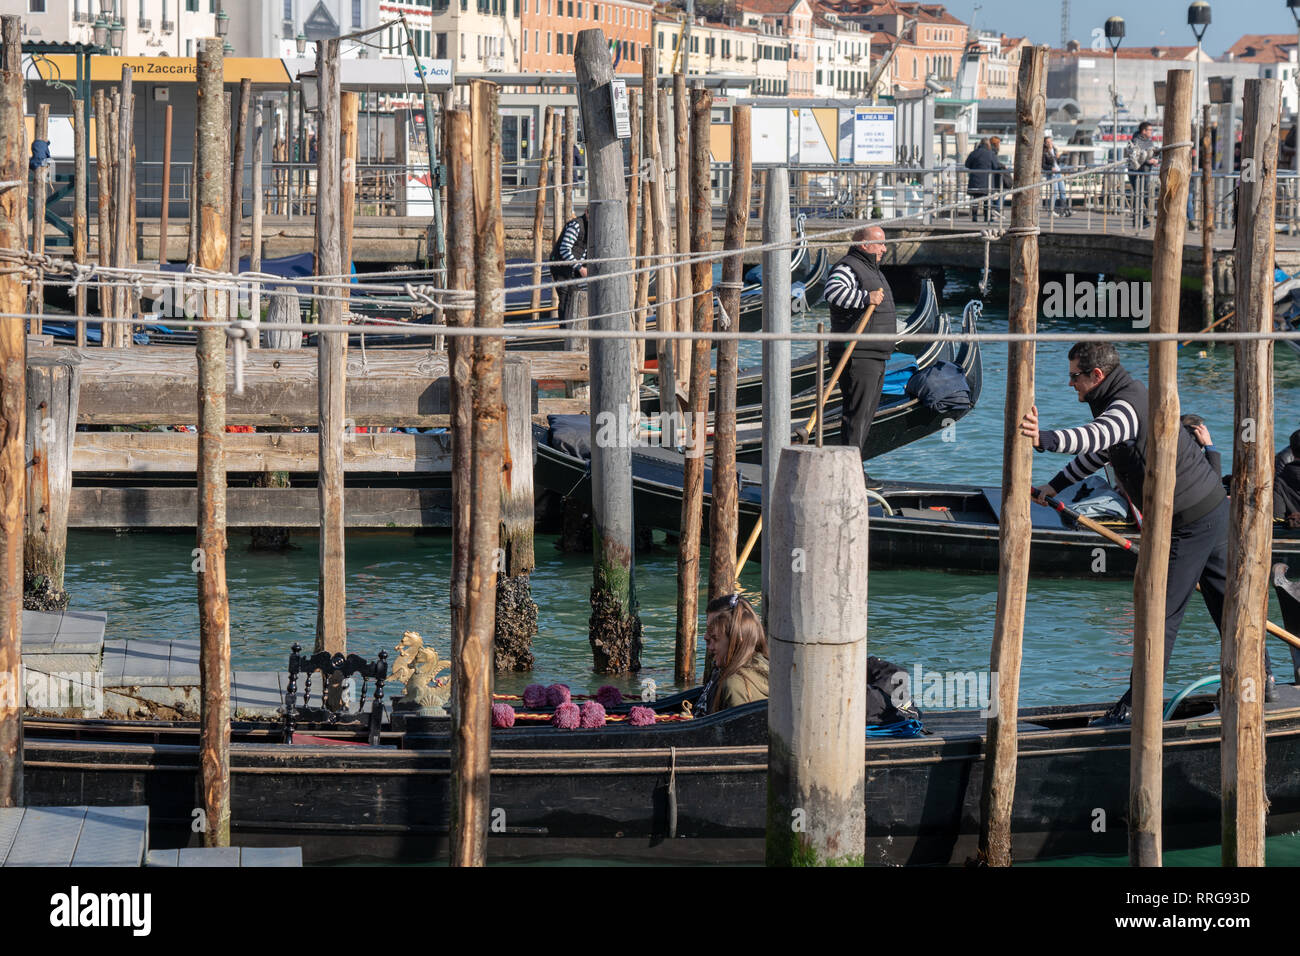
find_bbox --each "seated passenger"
[1275,430,1300,521]
[696,593,769,715]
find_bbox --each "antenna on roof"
[1059,0,1070,48]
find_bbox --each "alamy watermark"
[593,403,709,458]
[0,667,104,715]
[890,664,999,718]
[1042,274,1151,328]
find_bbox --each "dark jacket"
[826,246,896,362]
[1276,458,1300,518]
[1049,365,1225,528]
[964,145,1004,193]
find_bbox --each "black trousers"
[1119,498,1274,707]
[829,348,886,464]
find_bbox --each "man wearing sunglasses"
[1018,341,1276,725]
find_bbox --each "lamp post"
[296,32,307,56]
[1188,2,1211,131]
[92,16,108,49]
[1105,17,1124,163]
[109,18,124,54]
[1153,78,1166,127]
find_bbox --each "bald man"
[821,225,896,490]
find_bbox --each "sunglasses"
[1068,370,1091,383]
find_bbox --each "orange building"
[520,0,653,73]
[823,0,967,93]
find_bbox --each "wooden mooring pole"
[250,98,264,344]
[27,103,49,329]
[195,36,231,847]
[710,105,751,598]
[675,86,712,685]
[643,51,676,420]
[113,68,134,347]
[453,79,505,868]
[93,89,111,341]
[340,91,359,286]
[314,37,347,655]
[530,106,554,315]
[1221,76,1278,868]
[24,355,80,611]
[563,105,576,223]
[1131,67,1194,867]
[759,168,791,620]
[158,103,173,266]
[576,30,642,673]
[766,445,869,866]
[228,78,250,279]
[978,44,1047,868]
[672,74,691,399]
[73,97,87,347]
[445,107,473,674]
[0,13,27,808]
[495,356,537,672]
[1201,104,1213,333]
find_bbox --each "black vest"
[827,247,896,361]
[1084,365,1225,527]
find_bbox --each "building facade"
[21,0,218,58]
[521,0,651,74]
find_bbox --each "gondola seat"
[282,643,389,746]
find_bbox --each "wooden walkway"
[145,847,302,867]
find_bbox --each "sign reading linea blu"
[49,887,151,937]
[854,107,894,165]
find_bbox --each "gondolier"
[823,225,895,490]
[551,210,588,324]
[1020,342,1276,725]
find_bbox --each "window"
[546,32,551,52]
[522,30,527,52]
[185,38,193,55]
[533,30,538,53]
[186,0,198,10]
[593,3,599,18]
[477,35,483,57]
[567,32,573,53]
[437,32,447,57]
[352,0,360,27]
[514,0,519,15]
[657,31,663,49]
[567,0,572,16]
[577,2,582,17]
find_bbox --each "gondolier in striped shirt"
[822,225,895,490]
[1020,341,1277,725]
[551,211,589,325]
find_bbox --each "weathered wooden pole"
[978,44,1047,868]
[760,168,791,617]
[675,86,712,685]
[673,73,691,397]
[339,91,359,285]
[530,106,554,314]
[113,69,134,347]
[228,78,251,279]
[1130,67,1194,868]
[496,356,537,672]
[551,112,564,276]
[453,79,505,868]
[445,107,473,674]
[627,88,641,262]
[1201,103,1213,332]
[27,103,50,328]
[0,14,27,808]
[250,98,264,345]
[635,167,652,380]
[709,104,751,598]
[1221,76,1278,868]
[643,54,676,418]
[188,107,200,265]
[23,355,80,611]
[73,98,88,347]
[158,103,173,266]
[195,36,231,848]
[576,30,642,673]
[766,445,870,866]
[563,105,576,223]
[314,37,347,655]
[93,90,112,340]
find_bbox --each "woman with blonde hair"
[696,593,769,715]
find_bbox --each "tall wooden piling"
[187,111,200,265]
[250,98,264,344]
[1221,76,1278,868]
[766,445,870,866]
[340,91,359,284]
[760,169,792,616]
[576,30,642,673]
[454,79,505,868]
[228,78,251,279]
[0,14,27,808]
[672,74,691,397]
[563,105,576,223]
[551,112,564,270]
[626,88,641,263]
[93,90,111,339]
[1131,68,1194,867]
[24,356,80,611]
[73,98,87,346]
[113,69,134,347]
[27,103,50,328]
[314,37,347,655]
[445,106,473,680]
[530,106,554,314]
[158,104,173,266]
[495,357,537,672]
[675,87,713,685]
[643,54,676,419]
[709,105,751,598]
[978,45,1047,868]
[195,37,231,848]
[1201,104,1213,332]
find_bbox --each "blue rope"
[866,717,926,738]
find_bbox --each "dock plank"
[4,806,86,866]
[53,610,108,653]
[145,848,179,867]
[0,808,25,865]
[70,806,149,867]
[168,639,200,681]
[21,610,62,650]
[117,639,173,685]
[99,640,128,685]
[233,671,285,715]
[178,847,241,867]
[239,847,302,867]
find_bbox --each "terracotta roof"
[735,0,806,15]
[1225,33,1295,62]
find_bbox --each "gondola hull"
[21,685,1300,865]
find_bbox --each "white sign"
[611,78,631,139]
[853,107,895,165]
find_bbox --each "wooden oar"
[734,303,879,583]
[1045,494,1300,651]
[1178,308,1234,347]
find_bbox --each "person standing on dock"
[823,225,894,491]
[1020,342,1276,726]
[551,210,589,325]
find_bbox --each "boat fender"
[667,746,678,839]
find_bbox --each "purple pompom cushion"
[552,702,581,729]
[579,700,607,729]
[628,706,656,727]
[491,702,516,728]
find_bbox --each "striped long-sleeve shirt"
[1038,398,1140,488]
[557,217,585,264]
[823,262,870,310]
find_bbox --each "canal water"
[65,268,1300,706]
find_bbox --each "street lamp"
[295,32,307,56]
[92,16,108,49]
[1154,78,1166,125]
[1105,16,1124,164]
[216,11,229,38]
[98,0,112,14]
[1188,2,1211,129]
[298,70,319,113]
[109,18,124,53]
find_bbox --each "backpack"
[867,656,921,725]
